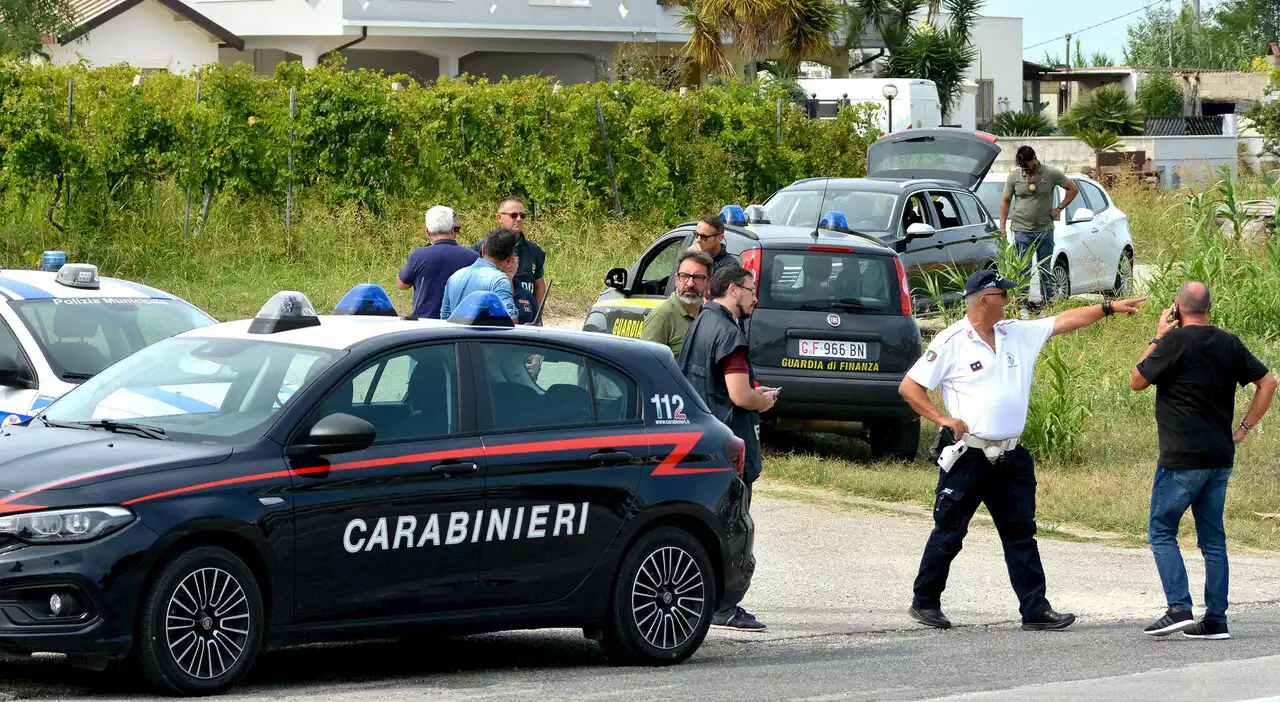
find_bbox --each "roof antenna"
[811,177,831,240]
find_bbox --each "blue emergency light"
[42,251,67,271]
[446,291,514,328]
[819,210,849,231]
[333,284,397,317]
[719,205,747,227]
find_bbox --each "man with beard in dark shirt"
[1131,281,1277,640]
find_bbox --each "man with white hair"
[397,205,479,319]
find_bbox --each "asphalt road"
[4,606,1280,701]
[5,486,1280,701]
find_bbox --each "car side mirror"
[0,352,37,390]
[904,222,936,241]
[286,413,376,457]
[1068,207,1096,224]
[604,267,629,291]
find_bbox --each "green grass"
[4,179,1280,551]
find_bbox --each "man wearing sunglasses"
[678,265,779,632]
[397,205,479,319]
[641,248,714,358]
[898,269,1145,632]
[473,196,547,325]
[695,215,738,275]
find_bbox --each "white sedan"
[977,172,1135,304]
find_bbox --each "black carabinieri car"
[0,287,753,696]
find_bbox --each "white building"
[933,14,1024,130]
[43,0,243,73]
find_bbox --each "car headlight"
[0,506,135,544]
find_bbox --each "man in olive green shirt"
[999,145,1079,306]
[642,249,714,357]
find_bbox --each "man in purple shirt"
[397,205,480,319]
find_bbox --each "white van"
[797,78,943,134]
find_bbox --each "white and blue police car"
[0,252,216,427]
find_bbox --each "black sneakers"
[1144,608,1196,637]
[1183,618,1231,640]
[711,606,767,632]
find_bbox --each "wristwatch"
[1239,420,1253,434]
[1102,300,1114,317]
[1149,337,1160,346]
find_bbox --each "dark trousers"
[717,476,755,616]
[912,445,1051,621]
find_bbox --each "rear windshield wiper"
[71,419,169,441]
[832,298,872,310]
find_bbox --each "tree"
[1058,84,1144,136]
[1072,40,1086,68]
[677,0,843,77]
[1089,52,1113,67]
[1135,71,1184,118]
[878,0,981,124]
[1246,99,1280,158]
[1208,0,1280,63]
[0,0,77,58]
[1123,5,1252,69]
[1075,129,1124,153]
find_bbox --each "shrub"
[991,110,1054,137]
[1135,71,1184,118]
[1058,84,1144,136]
[1075,129,1124,153]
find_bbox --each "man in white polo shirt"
[899,270,1145,631]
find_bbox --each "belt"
[961,434,1019,462]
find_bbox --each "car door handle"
[430,460,478,474]
[589,450,633,465]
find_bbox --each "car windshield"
[42,336,339,443]
[759,251,899,314]
[976,180,1005,219]
[762,189,898,232]
[12,298,215,381]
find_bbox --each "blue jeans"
[1014,230,1054,303]
[1148,468,1232,622]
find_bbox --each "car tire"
[1107,249,1134,298]
[136,546,265,696]
[870,420,920,461]
[602,527,714,667]
[1051,258,1071,302]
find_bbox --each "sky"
[983,0,1201,65]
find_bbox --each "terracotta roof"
[58,0,244,50]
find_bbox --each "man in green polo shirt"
[999,145,1079,307]
[642,248,714,358]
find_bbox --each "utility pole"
[1065,33,1072,69]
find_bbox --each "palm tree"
[676,0,843,77]
[878,0,981,124]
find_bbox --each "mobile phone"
[1170,301,1180,323]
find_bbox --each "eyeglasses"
[500,211,527,220]
[695,233,722,241]
[735,284,756,294]
[675,272,708,283]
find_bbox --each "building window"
[976,79,995,123]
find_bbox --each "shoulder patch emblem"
[926,350,938,362]
[969,360,983,372]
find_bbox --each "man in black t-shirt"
[1130,282,1277,640]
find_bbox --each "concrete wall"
[341,49,439,82]
[182,0,344,38]
[990,135,1239,187]
[49,0,221,72]
[459,51,600,84]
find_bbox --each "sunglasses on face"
[695,233,721,241]
[500,212,527,220]
[675,272,708,283]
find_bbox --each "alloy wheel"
[631,546,705,650]
[165,567,251,680]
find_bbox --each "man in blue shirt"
[473,197,547,325]
[441,228,520,321]
[397,205,479,319]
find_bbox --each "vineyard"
[0,61,882,230]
